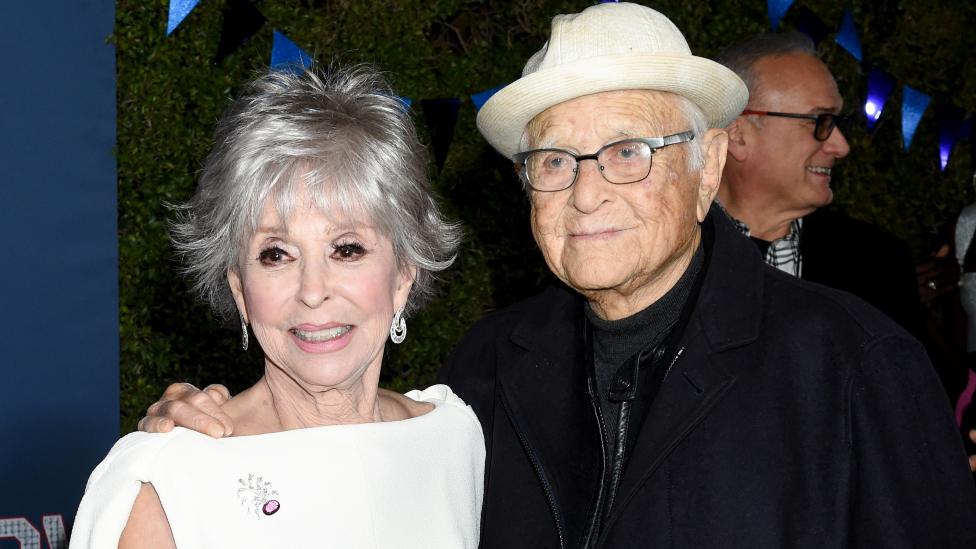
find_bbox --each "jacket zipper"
[583,381,609,548]
[501,393,567,549]
[603,399,631,517]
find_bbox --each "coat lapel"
[605,208,765,529]
[606,339,737,524]
[495,286,604,540]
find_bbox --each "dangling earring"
[240,313,249,351]
[389,306,407,344]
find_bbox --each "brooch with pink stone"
[237,474,280,519]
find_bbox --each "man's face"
[743,52,850,214]
[525,90,721,319]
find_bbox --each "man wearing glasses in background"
[714,32,925,340]
[715,34,976,471]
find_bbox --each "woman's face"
[228,191,413,392]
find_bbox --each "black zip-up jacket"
[439,206,976,548]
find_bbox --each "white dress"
[69,385,485,549]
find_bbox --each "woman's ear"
[227,268,248,323]
[394,265,417,312]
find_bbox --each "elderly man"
[142,3,976,547]
[714,32,925,339]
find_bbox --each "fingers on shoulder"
[161,382,201,401]
[137,415,174,434]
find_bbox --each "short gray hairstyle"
[715,32,817,99]
[170,65,461,319]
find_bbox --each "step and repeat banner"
[0,1,117,547]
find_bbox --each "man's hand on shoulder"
[137,383,235,438]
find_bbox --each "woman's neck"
[224,366,384,435]
[262,373,384,430]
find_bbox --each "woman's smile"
[288,324,355,354]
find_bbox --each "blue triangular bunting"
[270,31,313,73]
[792,6,830,47]
[470,85,504,111]
[167,0,201,35]
[864,66,896,129]
[215,0,267,64]
[938,106,964,171]
[767,0,795,31]
[902,86,931,150]
[959,114,975,142]
[421,98,461,170]
[835,9,863,62]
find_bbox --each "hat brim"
[477,53,748,159]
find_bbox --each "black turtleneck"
[584,244,704,457]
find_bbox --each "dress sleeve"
[69,432,167,549]
[849,334,976,547]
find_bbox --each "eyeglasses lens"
[525,151,576,191]
[815,114,838,141]
[598,141,653,184]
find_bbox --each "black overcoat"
[439,208,976,548]
[801,207,923,339]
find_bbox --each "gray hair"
[170,65,461,319]
[715,32,816,99]
[676,95,707,172]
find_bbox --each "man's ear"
[227,268,248,323]
[696,128,729,222]
[725,117,750,162]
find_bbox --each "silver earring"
[390,306,407,344]
[240,313,249,351]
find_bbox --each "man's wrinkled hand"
[137,383,234,438]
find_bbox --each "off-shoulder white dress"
[70,385,485,549]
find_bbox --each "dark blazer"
[440,208,976,549]
[801,207,923,338]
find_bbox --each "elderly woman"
[70,66,484,548]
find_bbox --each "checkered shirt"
[728,215,804,277]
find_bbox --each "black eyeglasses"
[741,109,849,141]
[512,131,695,192]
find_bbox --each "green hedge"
[117,0,976,432]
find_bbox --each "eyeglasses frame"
[513,130,696,192]
[740,109,848,142]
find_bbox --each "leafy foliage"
[117,0,976,432]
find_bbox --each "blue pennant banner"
[864,66,895,129]
[793,6,830,46]
[902,85,931,150]
[960,114,975,142]
[767,0,795,31]
[215,0,268,64]
[421,98,461,170]
[835,9,862,62]
[270,30,313,73]
[938,106,964,171]
[470,85,504,111]
[167,0,200,35]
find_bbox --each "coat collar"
[694,203,765,351]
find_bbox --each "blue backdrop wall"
[0,1,117,547]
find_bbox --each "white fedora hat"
[477,2,748,159]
